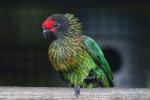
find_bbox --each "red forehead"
[42,18,55,29]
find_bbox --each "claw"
[74,85,80,96]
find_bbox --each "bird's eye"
[54,23,60,28]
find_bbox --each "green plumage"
[48,35,113,87]
[44,13,114,89]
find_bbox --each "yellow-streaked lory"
[42,13,114,95]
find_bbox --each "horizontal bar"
[0,87,150,100]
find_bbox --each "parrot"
[42,13,114,95]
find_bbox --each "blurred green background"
[0,1,150,87]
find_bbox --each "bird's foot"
[74,85,80,96]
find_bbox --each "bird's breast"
[48,42,84,71]
[48,40,90,71]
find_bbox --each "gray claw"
[74,85,80,96]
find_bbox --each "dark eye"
[54,23,60,28]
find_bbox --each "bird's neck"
[51,35,83,48]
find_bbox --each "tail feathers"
[85,67,114,87]
[98,68,114,87]
[108,78,114,87]
[94,67,114,87]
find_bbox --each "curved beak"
[42,29,56,41]
[43,29,50,38]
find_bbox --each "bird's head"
[42,13,82,40]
